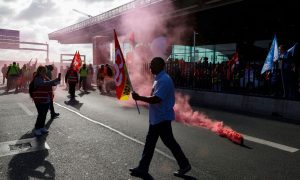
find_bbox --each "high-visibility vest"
[32,85,51,104]
[8,65,19,75]
[68,70,78,83]
[79,68,88,77]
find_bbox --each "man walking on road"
[131,57,191,178]
[30,66,60,136]
[65,66,78,100]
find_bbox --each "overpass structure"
[49,0,299,65]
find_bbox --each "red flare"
[174,92,244,145]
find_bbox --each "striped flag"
[261,35,278,74]
[113,29,132,100]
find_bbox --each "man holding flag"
[130,57,191,178]
[278,43,298,97]
[261,35,298,97]
[65,51,81,100]
[261,35,280,95]
[113,29,190,178]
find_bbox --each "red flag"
[71,51,82,72]
[226,52,239,80]
[114,30,132,100]
[231,52,239,63]
[227,52,238,66]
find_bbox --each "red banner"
[114,30,132,100]
[71,51,82,72]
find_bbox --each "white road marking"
[54,102,176,161]
[243,134,299,153]
[54,102,299,155]
[18,103,34,116]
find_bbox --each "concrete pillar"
[92,36,110,65]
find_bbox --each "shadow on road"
[45,117,55,130]
[78,91,90,97]
[64,99,83,110]
[240,143,253,149]
[7,132,55,180]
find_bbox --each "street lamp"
[193,31,198,62]
[73,9,93,18]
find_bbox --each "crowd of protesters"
[1,61,40,93]
[1,44,298,101]
[1,61,116,97]
[96,63,115,94]
[162,46,300,99]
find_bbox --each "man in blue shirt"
[131,57,191,178]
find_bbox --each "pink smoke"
[174,93,243,144]
[116,1,243,144]
[121,49,243,144]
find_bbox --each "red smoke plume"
[174,93,243,144]
[117,1,243,145]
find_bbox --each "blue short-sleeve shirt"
[149,70,175,125]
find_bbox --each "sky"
[0,0,133,64]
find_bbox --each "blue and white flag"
[261,36,278,74]
[287,43,298,56]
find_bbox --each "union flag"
[71,51,82,72]
[113,30,132,100]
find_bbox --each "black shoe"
[174,165,191,176]
[129,167,153,179]
[51,113,60,119]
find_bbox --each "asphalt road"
[0,84,300,180]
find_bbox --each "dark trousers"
[6,75,18,91]
[79,77,87,90]
[34,103,50,129]
[138,121,189,172]
[49,100,55,115]
[2,73,5,84]
[68,83,76,98]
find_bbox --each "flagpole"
[280,67,286,97]
[131,89,140,114]
[135,100,140,114]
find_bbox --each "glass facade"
[170,43,236,63]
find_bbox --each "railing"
[49,0,165,38]
[143,60,300,101]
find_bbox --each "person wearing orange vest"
[31,66,60,136]
[65,65,78,100]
